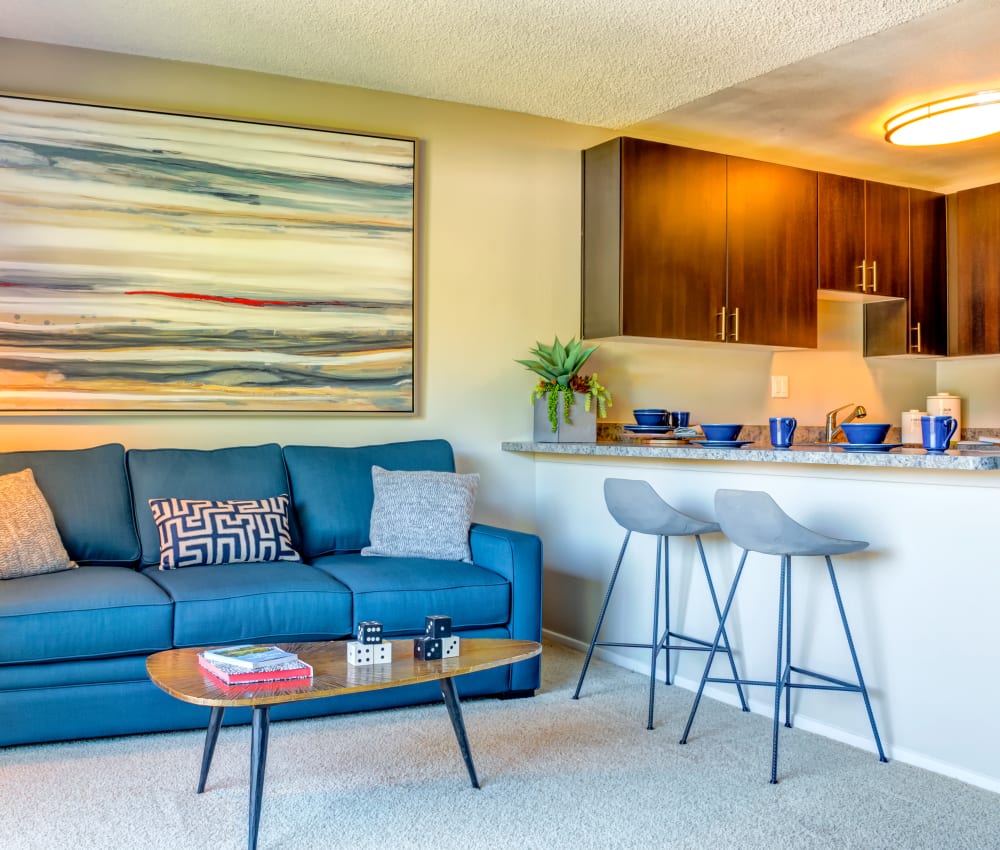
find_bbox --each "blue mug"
[673,411,690,428]
[921,415,957,452]
[769,416,797,449]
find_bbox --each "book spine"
[198,655,313,685]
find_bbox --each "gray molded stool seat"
[680,489,888,783]
[573,478,749,729]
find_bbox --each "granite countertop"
[501,440,1000,470]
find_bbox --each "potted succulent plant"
[516,336,611,442]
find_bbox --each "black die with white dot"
[357,621,384,645]
[414,637,443,660]
[425,615,452,639]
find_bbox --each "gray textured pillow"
[0,468,78,579]
[362,465,479,562]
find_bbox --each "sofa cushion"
[309,553,509,635]
[0,566,174,664]
[283,440,456,558]
[362,466,478,562]
[142,561,353,646]
[0,468,78,579]
[128,444,294,567]
[0,444,139,566]
[149,495,300,568]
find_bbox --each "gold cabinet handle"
[729,306,740,342]
[910,322,922,354]
[856,261,867,291]
[870,259,878,293]
[716,306,728,340]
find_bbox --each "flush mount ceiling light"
[884,90,1000,146]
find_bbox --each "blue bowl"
[841,422,891,444]
[633,409,667,426]
[700,423,742,441]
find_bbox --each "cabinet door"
[865,181,910,298]
[952,183,1000,355]
[908,189,946,355]
[619,139,727,340]
[818,173,865,292]
[726,157,817,347]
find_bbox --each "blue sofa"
[0,439,542,746]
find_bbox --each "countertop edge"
[500,441,1000,471]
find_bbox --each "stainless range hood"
[862,298,909,357]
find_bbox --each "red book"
[197,652,313,685]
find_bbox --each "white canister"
[901,410,925,445]
[926,393,962,444]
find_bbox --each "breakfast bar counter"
[501,439,1000,471]
[504,436,1000,794]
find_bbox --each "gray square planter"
[533,391,597,443]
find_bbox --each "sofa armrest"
[470,523,542,693]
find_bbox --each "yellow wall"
[588,299,938,427]
[0,37,608,530]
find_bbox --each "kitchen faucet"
[825,403,867,442]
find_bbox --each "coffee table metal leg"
[439,677,480,789]
[197,706,225,794]
[248,706,270,850]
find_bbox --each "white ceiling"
[1,0,997,191]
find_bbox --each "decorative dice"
[372,642,392,664]
[425,615,452,639]
[357,620,383,644]
[347,641,374,666]
[414,637,443,660]
[442,636,460,658]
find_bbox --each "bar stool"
[573,478,749,730]
[680,489,888,783]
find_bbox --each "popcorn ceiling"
[0,0,961,128]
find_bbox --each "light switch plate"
[770,375,789,398]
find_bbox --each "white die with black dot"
[347,642,375,666]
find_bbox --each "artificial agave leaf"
[575,344,597,370]
[515,359,557,381]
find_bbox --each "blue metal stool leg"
[647,537,663,730]
[573,531,631,700]
[662,536,672,686]
[770,555,789,784]
[784,558,793,728]
[826,556,888,763]
[695,535,750,712]
[680,550,749,745]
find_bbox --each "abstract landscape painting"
[0,96,415,411]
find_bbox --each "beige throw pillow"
[0,468,78,579]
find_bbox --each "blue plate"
[689,440,753,448]
[624,425,671,434]
[838,443,902,453]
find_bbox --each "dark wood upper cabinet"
[908,189,947,355]
[950,182,1000,355]
[818,174,909,298]
[817,174,865,291]
[726,157,818,348]
[583,138,816,347]
[582,137,727,341]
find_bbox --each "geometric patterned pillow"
[147,494,301,569]
[0,467,78,579]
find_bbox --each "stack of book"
[197,644,313,685]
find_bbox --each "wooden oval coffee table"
[147,638,541,850]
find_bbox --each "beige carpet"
[1,642,997,850]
